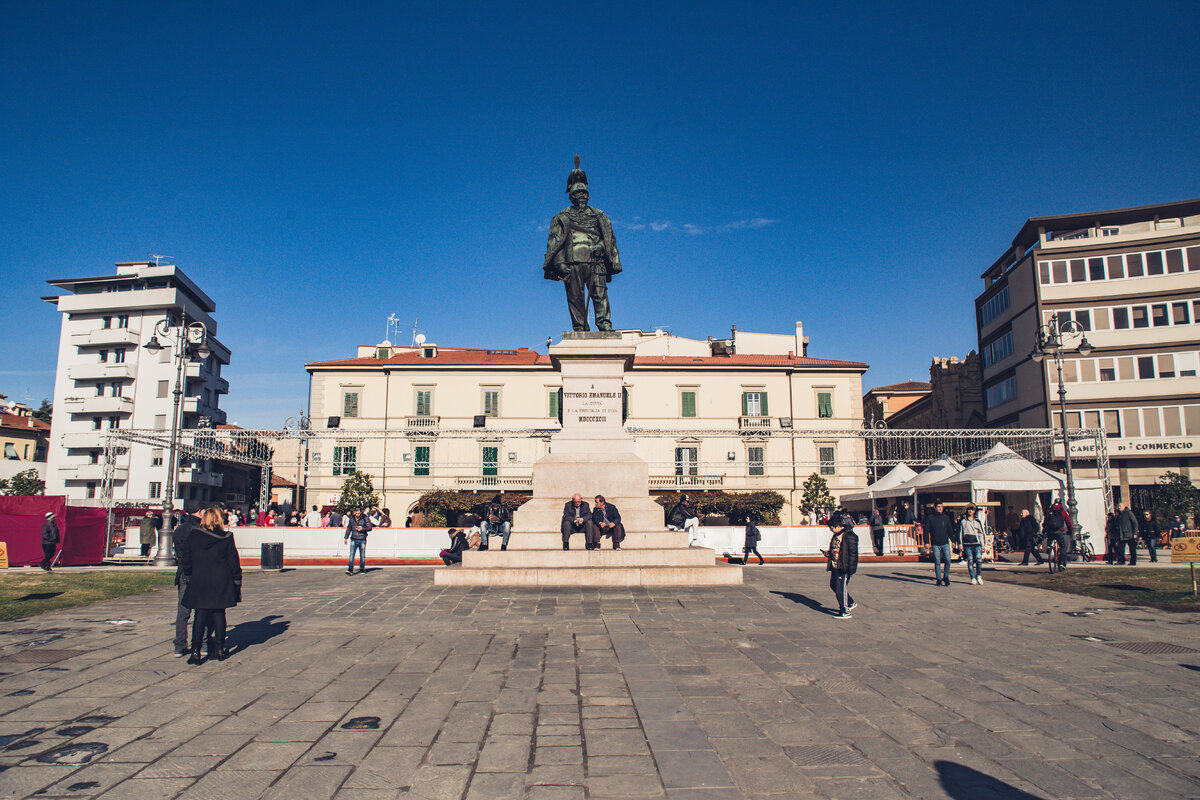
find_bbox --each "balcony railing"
[67,363,135,381]
[58,464,128,482]
[406,415,440,429]
[649,475,726,489]
[738,416,773,430]
[70,328,140,347]
[453,475,533,490]
[62,395,134,415]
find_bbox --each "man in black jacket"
[1017,508,1044,565]
[824,513,859,619]
[40,512,60,572]
[592,496,625,550]
[480,498,511,551]
[869,508,886,557]
[924,502,956,586]
[561,494,593,550]
[1139,510,1160,563]
[171,509,202,656]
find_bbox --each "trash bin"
[261,542,283,571]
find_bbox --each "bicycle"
[1076,531,1096,563]
[1048,538,1061,573]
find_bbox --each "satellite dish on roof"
[654,328,664,337]
[379,339,392,347]
[414,333,427,346]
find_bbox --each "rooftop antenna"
[384,313,400,345]
[410,318,425,347]
[148,253,171,266]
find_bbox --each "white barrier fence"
[123,524,897,560]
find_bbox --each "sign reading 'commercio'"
[1068,437,1200,456]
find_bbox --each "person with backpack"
[742,514,764,565]
[958,505,986,584]
[822,513,859,619]
[1043,497,1071,572]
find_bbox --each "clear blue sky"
[3,1,1198,428]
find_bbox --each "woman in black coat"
[743,514,764,565]
[180,508,242,664]
[440,528,469,565]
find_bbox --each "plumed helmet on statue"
[566,154,588,194]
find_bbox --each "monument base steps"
[434,562,743,587]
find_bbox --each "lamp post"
[1030,312,1093,558]
[143,316,210,567]
[284,411,311,516]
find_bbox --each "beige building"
[865,354,984,430]
[304,324,869,524]
[976,197,1200,508]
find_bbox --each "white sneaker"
[971,577,978,585]
[977,576,984,584]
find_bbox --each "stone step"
[434,563,744,587]
[462,547,717,568]
[490,530,690,550]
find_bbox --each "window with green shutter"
[343,392,359,418]
[680,391,696,418]
[819,446,835,475]
[742,391,767,416]
[333,445,357,476]
[483,390,500,417]
[482,446,498,477]
[415,390,432,416]
[414,446,430,476]
[818,392,833,418]
[548,389,559,419]
[748,446,764,476]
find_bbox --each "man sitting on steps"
[592,495,625,550]
[479,496,511,551]
[561,493,594,550]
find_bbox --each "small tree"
[1153,471,1200,528]
[415,490,532,527]
[653,490,786,524]
[31,399,52,424]
[0,468,46,496]
[334,470,380,513]
[797,473,835,518]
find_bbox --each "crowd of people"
[240,504,393,529]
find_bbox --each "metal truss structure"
[102,424,1111,517]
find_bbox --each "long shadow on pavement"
[864,572,934,585]
[769,590,836,615]
[935,760,1041,799]
[226,614,289,654]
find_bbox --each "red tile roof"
[308,348,867,370]
[865,380,931,394]
[0,412,51,432]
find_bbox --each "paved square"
[1,564,1199,799]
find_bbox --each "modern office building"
[43,261,231,507]
[304,324,869,524]
[976,198,1200,507]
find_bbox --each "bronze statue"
[543,156,622,331]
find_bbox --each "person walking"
[959,505,985,584]
[924,501,956,586]
[823,513,859,619]
[344,508,372,574]
[172,509,202,657]
[1005,506,1021,553]
[179,508,242,665]
[869,507,886,557]
[1103,511,1118,565]
[1043,498,1071,572]
[1116,502,1138,565]
[743,514,764,565]
[1139,510,1160,563]
[1018,509,1044,566]
[39,512,60,572]
[138,513,158,557]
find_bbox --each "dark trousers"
[743,545,763,564]
[1020,534,1044,564]
[561,520,594,549]
[1054,533,1070,567]
[563,263,611,331]
[596,522,625,547]
[1117,539,1137,565]
[1142,536,1158,563]
[830,570,854,613]
[191,608,227,654]
[174,578,192,653]
[40,543,56,569]
[870,528,884,557]
[140,544,151,557]
[440,550,462,565]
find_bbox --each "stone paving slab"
[0,564,1199,798]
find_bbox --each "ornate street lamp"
[144,316,210,566]
[1030,312,1093,558]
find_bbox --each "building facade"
[44,261,231,507]
[865,354,984,430]
[0,399,50,482]
[976,198,1200,507]
[305,324,869,525]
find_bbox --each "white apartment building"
[43,261,231,508]
[305,324,869,525]
[976,198,1200,509]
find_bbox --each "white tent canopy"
[922,442,1103,494]
[841,463,918,503]
[869,456,965,499]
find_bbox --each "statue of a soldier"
[543,156,622,331]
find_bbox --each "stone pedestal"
[435,332,741,587]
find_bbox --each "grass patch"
[988,567,1200,612]
[0,571,174,621]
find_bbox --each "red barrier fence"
[0,496,107,566]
